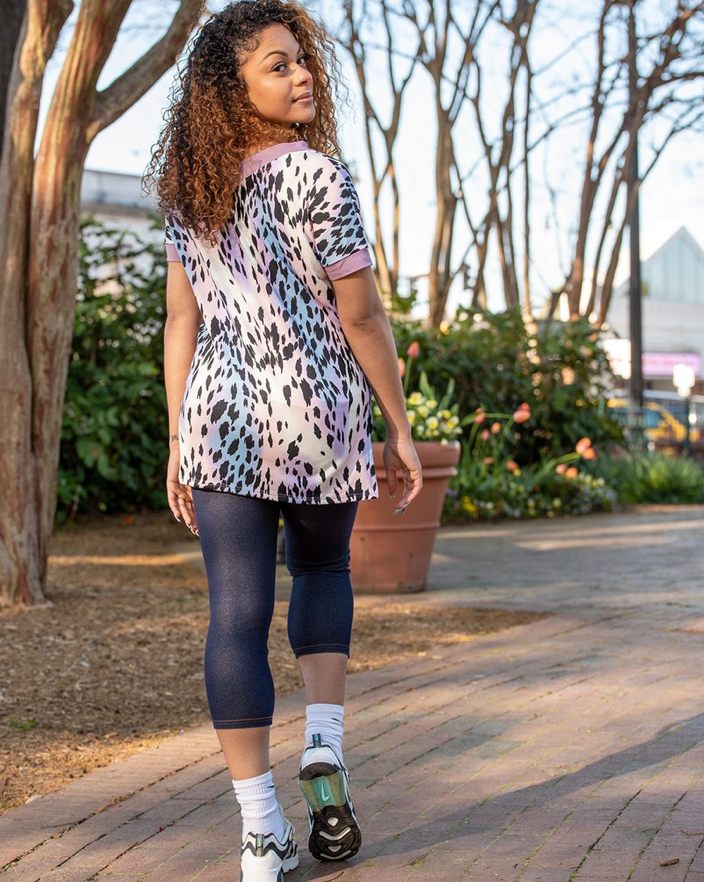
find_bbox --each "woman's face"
[239,23,316,129]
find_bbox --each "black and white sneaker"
[238,803,299,882]
[298,732,362,861]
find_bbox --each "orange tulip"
[565,466,579,479]
[513,408,531,424]
[406,341,421,359]
[556,463,567,475]
[398,358,406,377]
[518,402,530,410]
[491,421,501,434]
[506,460,519,472]
[581,446,597,460]
[575,437,592,454]
[484,456,494,466]
[474,412,486,425]
[480,429,490,441]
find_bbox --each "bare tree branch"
[89,0,204,140]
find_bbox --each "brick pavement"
[2,505,704,881]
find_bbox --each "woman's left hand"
[166,446,199,536]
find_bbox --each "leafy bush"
[441,406,617,523]
[444,465,617,522]
[58,217,169,522]
[595,453,704,504]
[370,369,470,442]
[391,308,624,463]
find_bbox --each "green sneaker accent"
[299,770,346,812]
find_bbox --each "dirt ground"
[0,509,548,814]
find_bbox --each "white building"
[80,167,162,241]
[604,225,704,395]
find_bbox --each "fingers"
[393,467,423,514]
[387,467,398,498]
[167,484,183,523]
[184,485,197,526]
[177,490,198,536]
[167,481,199,537]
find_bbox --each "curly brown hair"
[143,0,350,246]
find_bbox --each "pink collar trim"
[240,139,309,180]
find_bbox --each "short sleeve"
[304,157,373,280]
[164,220,180,262]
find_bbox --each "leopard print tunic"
[165,139,379,504]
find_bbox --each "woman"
[145,0,422,878]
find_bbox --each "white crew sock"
[305,702,345,764]
[231,769,286,843]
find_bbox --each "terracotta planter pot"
[350,440,461,593]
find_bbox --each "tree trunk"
[0,0,27,156]
[0,0,74,608]
[0,0,202,609]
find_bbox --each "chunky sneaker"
[298,732,362,861]
[238,803,299,882]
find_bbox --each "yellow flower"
[408,392,423,405]
[441,409,452,419]
[418,406,429,417]
[439,320,451,335]
[461,496,477,514]
[427,417,439,429]
[407,412,416,424]
[426,399,438,409]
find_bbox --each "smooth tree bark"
[0,0,203,609]
[0,0,27,152]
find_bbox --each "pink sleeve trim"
[326,248,373,280]
[165,242,180,262]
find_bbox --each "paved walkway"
[2,505,704,881]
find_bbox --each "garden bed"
[0,509,547,814]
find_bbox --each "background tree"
[336,0,421,311]
[342,0,704,326]
[0,0,203,609]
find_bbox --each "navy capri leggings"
[191,487,359,730]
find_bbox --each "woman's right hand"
[166,446,199,536]
[383,436,423,515]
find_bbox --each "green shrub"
[441,422,618,523]
[58,216,169,523]
[595,453,704,504]
[391,309,624,463]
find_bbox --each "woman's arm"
[333,265,422,511]
[164,260,201,531]
[332,266,411,442]
[164,261,202,448]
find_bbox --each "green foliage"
[371,370,472,441]
[6,717,37,731]
[595,453,704,504]
[58,216,169,523]
[444,462,617,522]
[441,413,617,523]
[391,308,623,462]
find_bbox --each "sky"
[38,0,704,321]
